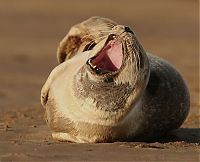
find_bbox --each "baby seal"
[41,17,190,143]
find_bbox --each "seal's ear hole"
[83,41,96,52]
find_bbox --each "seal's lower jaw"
[87,35,123,75]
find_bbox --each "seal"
[41,17,190,143]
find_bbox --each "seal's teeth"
[89,59,92,65]
[87,59,93,67]
[87,58,109,74]
[87,59,97,70]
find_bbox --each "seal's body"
[41,17,190,143]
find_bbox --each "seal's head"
[57,16,117,63]
[41,17,150,132]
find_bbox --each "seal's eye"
[83,41,96,52]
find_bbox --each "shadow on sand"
[156,128,200,144]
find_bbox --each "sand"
[0,0,199,161]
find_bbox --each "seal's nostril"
[124,26,134,34]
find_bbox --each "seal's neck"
[73,67,138,113]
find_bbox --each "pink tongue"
[92,40,123,71]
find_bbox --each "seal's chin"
[87,34,123,74]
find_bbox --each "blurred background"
[0,0,198,125]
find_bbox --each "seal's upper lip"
[87,34,123,75]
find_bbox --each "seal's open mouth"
[87,34,123,74]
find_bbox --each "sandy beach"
[0,0,199,161]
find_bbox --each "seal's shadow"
[152,128,200,144]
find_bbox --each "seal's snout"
[112,25,134,35]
